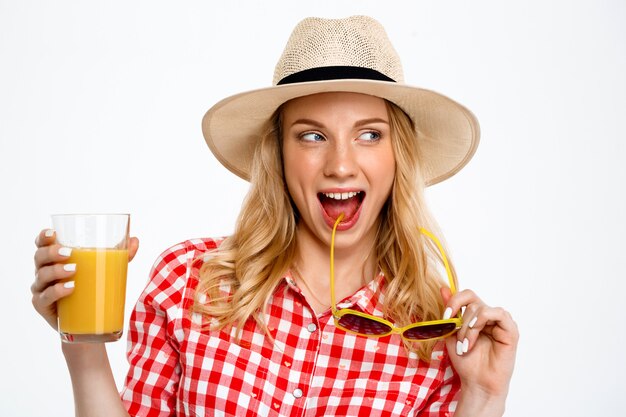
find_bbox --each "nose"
[323,139,358,179]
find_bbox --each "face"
[282,92,396,250]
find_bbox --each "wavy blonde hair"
[193,99,456,361]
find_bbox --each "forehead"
[281,92,388,121]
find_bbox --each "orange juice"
[58,248,128,337]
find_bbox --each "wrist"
[62,342,107,367]
[455,387,508,417]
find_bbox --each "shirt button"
[307,323,317,332]
[293,388,303,398]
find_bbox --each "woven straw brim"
[202,79,479,186]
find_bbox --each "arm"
[63,344,130,417]
[31,230,139,416]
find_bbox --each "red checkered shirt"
[121,238,460,416]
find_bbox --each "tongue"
[321,196,360,221]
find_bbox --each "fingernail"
[45,229,55,238]
[63,264,76,272]
[63,281,75,289]
[443,307,452,320]
[463,338,469,353]
[456,340,464,356]
[468,316,478,328]
[58,247,72,257]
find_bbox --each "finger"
[443,288,481,319]
[461,306,519,353]
[439,286,457,321]
[34,244,73,270]
[31,262,76,294]
[453,302,491,356]
[39,281,75,306]
[35,229,56,248]
[128,237,139,262]
[482,307,519,346]
[440,286,453,306]
[33,281,75,318]
[446,332,466,357]
[455,301,483,342]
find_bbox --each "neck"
[292,221,379,312]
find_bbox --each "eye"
[300,132,325,142]
[358,131,381,141]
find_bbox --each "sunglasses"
[330,214,462,341]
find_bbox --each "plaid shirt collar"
[282,270,387,317]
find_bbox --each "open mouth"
[318,191,365,223]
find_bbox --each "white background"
[1,1,624,415]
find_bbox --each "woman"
[32,16,518,416]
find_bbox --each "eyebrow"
[289,117,389,128]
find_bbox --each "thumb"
[440,286,453,305]
[128,237,140,262]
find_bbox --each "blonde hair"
[193,100,455,361]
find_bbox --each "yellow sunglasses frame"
[330,214,462,342]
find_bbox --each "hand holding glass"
[52,214,130,343]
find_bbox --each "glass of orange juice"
[51,214,130,343]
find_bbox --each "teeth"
[323,191,360,200]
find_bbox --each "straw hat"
[202,15,479,186]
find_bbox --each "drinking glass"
[51,214,130,343]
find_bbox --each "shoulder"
[152,237,225,271]
[142,237,227,308]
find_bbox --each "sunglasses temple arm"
[330,213,345,314]
[419,228,457,294]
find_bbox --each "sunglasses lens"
[337,313,393,336]
[402,322,458,340]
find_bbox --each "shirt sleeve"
[419,348,461,417]
[120,242,192,416]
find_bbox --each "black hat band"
[277,66,396,85]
